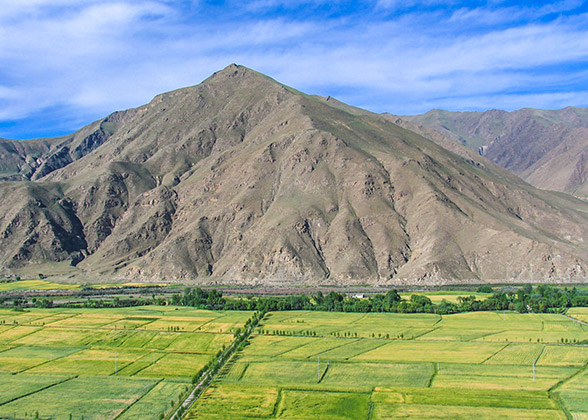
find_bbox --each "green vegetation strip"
[171,311,265,420]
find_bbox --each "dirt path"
[560,313,588,327]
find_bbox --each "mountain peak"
[207,63,271,85]
[212,63,248,77]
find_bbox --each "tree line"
[6,284,588,314]
[170,284,588,314]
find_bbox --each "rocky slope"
[0,65,587,285]
[397,108,588,198]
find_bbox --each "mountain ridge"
[396,107,588,198]
[0,64,587,286]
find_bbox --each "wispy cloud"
[1,0,588,138]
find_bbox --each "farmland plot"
[187,310,587,419]
[0,307,250,419]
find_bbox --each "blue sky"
[1,0,588,139]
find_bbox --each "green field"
[399,290,493,304]
[0,306,250,420]
[1,306,587,419]
[187,310,588,420]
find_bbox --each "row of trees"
[6,284,588,314]
[170,284,588,314]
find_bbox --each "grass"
[0,279,172,292]
[0,307,251,419]
[135,352,211,378]
[28,348,146,376]
[567,307,588,323]
[399,291,493,303]
[0,280,80,291]
[258,311,440,338]
[352,340,505,363]
[484,343,545,365]
[165,332,234,353]
[0,376,157,420]
[1,307,586,419]
[118,380,189,420]
[240,360,325,385]
[0,345,83,373]
[0,373,69,405]
[373,387,558,409]
[537,345,588,366]
[431,363,575,391]
[187,309,585,419]
[276,389,371,420]
[373,402,566,420]
[322,362,433,388]
[185,384,279,419]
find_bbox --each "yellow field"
[0,306,250,420]
[188,310,588,420]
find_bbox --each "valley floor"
[188,309,588,420]
[0,306,249,420]
[1,307,588,419]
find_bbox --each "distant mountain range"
[393,108,588,198]
[0,64,586,285]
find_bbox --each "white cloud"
[1,0,588,138]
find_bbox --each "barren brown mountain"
[0,65,587,286]
[396,108,588,198]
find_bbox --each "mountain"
[395,108,588,198]
[0,64,587,286]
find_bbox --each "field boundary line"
[15,346,86,374]
[345,340,391,360]
[3,325,43,343]
[411,326,440,340]
[130,317,159,329]
[474,330,507,341]
[271,340,318,358]
[119,352,167,377]
[22,324,228,335]
[560,314,588,327]
[237,358,250,381]
[426,361,438,387]
[269,387,283,418]
[106,352,145,377]
[366,389,375,420]
[280,386,372,395]
[113,378,163,420]
[547,360,588,419]
[311,338,360,358]
[307,339,361,359]
[0,375,76,407]
[191,316,221,332]
[533,345,547,366]
[350,313,369,324]
[480,343,509,364]
[549,362,588,393]
[28,312,79,327]
[319,339,386,360]
[115,330,146,349]
[0,345,14,355]
[317,361,330,383]
[547,391,572,420]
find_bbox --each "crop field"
[567,307,588,324]
[399,291,493,304]
[187,310,588,420]
[0,306,250,420]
